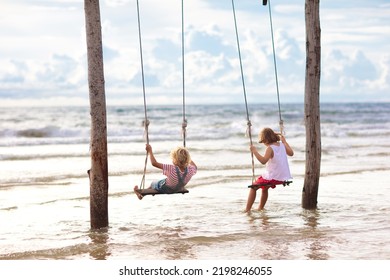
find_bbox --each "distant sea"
[0,102,389,259]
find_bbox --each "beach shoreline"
[1,103,389,260]
[1,168,389,260]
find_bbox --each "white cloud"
[105,0,130,7]
[0,0,389,106]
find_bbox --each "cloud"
[0,54,85,97]
[105,0,130,7]
[0,0,389,106]
[186,25,228,56]
[322,48,388,94]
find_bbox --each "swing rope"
[245,0,291,189]
[231,0,255,182]
[265,0,284,134]
[136,0,149,190]
[181,0,187,148]
[137,0,187,189]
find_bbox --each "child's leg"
[258,187,269,210]
[245,188,257,212]
[133,185,143,200]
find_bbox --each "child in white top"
[245,127,294,212]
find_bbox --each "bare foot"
[134,185,143,200]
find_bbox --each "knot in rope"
[181,119,187,147]
[182,119,187,129]
[245,120,252,138]
[279,119,284,135]
[142,119,150,144]
[143,119,150,128]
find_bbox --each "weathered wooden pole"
[302,0,321,209]
[84,0,109,228]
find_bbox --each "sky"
[0,0,389,106]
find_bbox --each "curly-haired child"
[134,144,197,200]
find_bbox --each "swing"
[137,188,189,196]
[231,0,293,188]
[248,181,292,190]
[135,0,189,198]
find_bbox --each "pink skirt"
[253,176,284,190]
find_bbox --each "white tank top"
[263,143,292,181]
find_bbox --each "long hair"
[259,127,280,144]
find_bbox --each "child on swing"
[245,127,294,212]
[134,144,197,200]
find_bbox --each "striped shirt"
[162,163,197,188]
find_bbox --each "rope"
[136,0,187,188]
[136,0,149,189]
[181,0,187,148]
[266,0,284,134]
[231,0,255,182]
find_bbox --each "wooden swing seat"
[136,188,189,196]
[248,180,292,189]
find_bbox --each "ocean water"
[0,102,389,260]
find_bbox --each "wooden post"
[302,0,321,209]
[84,0,109,228]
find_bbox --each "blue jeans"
[151,179,179,194]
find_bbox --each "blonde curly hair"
[170,146,191,169]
